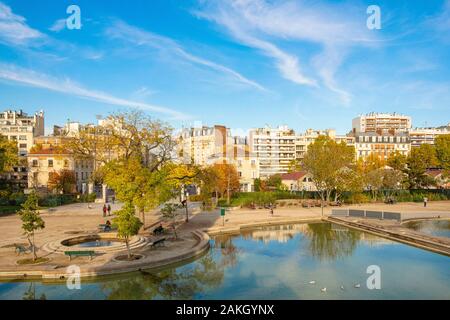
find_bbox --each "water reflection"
[404,220,450,238]
[103,255,225,300]
[1,222,449,300]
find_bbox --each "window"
[19,135,27,140]
[48,159,53,167]
[19,143,27,149]
[64,159,69,168]
[32,160,38,167]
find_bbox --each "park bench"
[14,244,32,255]
[149,238,166,248]
[98,224,117,232]
[153,225,165,236]
[64,250,95,261]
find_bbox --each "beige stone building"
[0,109,44,188]
[27,136,93,193]
[178,125,259,191]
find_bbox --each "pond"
[71,240,123,248]
[0,222,449,300]
[403,220,450,238]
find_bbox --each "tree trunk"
[173,225,178,239]
[31,233,37,261]
[185,203,189,223]
[125,238,131,259]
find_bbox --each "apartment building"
[295,129,354,161]
[27,136,94,193]
[352,112,411,134]
[353,131,410,160]
[409,124,450,147]
[0,109,45,188]
[249,126,296,178]
[178,125,230,165]
[178,125,259,191]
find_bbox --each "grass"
[16,257,50,265]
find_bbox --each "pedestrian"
[107,204,112,216]
[112,196,115,204]
[270,203,274,216]
[102,204,107,217]
[423,197,428,208]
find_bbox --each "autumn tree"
[0,135,18,173]
[387,151,407,171]
[302,136,355,215]
[211,163,240,205]
[48,170,77,194]
[18,192,45,261]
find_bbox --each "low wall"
[331,209,402,221]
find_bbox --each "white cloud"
[105,20,267,92]
[49,19,66,32]
[195,0,379,104]
[0,63,190,120]
[0,2,44,45]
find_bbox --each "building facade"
[352,112,411,134]
[249,126,296,178]
[0,109,45,188]
[353,131,410,160]
[27,137,94,193]
[409,125,450,147]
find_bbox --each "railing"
[331,209,402,222]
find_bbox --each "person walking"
[423,197,428,208]
[107,204,112,216]
[102,204,107,217]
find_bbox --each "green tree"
[302,136,355,215]
[387,151,407,171]
[0,135,18,174]
[113,202,143,259]
[266,174,283,190]
[160,203,182,239]
[407,144,438,188]
[18,192,45,261]
[435,135,450,171]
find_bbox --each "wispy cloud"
[48,18,66,32]
[105,20,267,92]
[0,2,45,45]
[195,0,379,104]
[0,63,190,120]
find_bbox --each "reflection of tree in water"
[303,223,361,261]
[405,220,450,232]
[22,282,46,300]
[103,255,224,300]
[212,236,240,267]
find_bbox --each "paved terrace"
[0,201,448,279]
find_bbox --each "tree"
[266,174,283,190]
[435,135,450,171]
[334,167,364,202]
[387,151,407,171]
[18,192,45,261]
[0,135,18,174]
[48,170,76,194]
[406,144,438,188]
[160,203,182,239]
[302,136,355,215]
[113,202,143,259]
[211,163,240,205]
[287,159,302,173]
[381,168,404,199]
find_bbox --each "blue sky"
[0,0,449,135]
